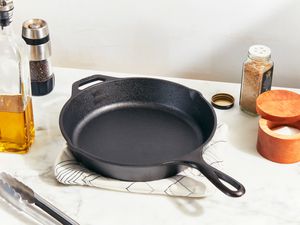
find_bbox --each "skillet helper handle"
[186,160,245,197]
[72,74,117,96]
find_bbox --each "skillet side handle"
[71,74,118,96]
[183,160,246,197]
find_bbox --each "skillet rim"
[59,76,217,167]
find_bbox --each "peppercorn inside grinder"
[256,90,300,164]
[22,19,55,96]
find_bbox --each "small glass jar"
[239,45,274,115]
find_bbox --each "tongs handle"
[34,194,80,225]
[22,203,62,225]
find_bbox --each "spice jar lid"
[211,93,234,110]
[256,90,300,123]
[248,45,271,60]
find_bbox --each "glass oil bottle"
[0,0,35,153]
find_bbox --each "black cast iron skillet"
[59,75,245,197]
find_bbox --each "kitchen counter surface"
[0,67,299,225]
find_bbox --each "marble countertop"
[0,67,299,225]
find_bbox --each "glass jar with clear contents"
[239,45,274,115]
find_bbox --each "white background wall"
[12,0,300,88]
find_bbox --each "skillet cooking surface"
[72,103,203,165]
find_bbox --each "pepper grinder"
[22,19,55,96]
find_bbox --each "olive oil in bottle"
[0,95,35,153]
[0,0,35,153]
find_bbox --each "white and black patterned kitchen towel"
[54,123,227,198]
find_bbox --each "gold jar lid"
[211,93,235,110]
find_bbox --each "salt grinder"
[22,19,55,96]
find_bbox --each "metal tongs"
[0,172,79,225]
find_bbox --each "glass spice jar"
[239,45,274,115]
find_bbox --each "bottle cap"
[0,0,13,27]
[0,0,13,11]
[211,93,235,110]
[248,45,271,60]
